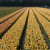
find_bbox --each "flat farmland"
[0,7,50,50]
[0,7,23,18]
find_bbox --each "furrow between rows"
[17,8,29,50]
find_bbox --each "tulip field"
[0,7,50,50]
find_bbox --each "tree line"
[0,0,50,6]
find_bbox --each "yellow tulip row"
[34,8,50,20]
[0,8,29,50]
[36,7,50,15]
[32,8,50,40]
[24,8,48,50]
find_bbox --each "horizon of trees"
[0,0,50,6]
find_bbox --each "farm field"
[0,7,23,18]
[0,7,50,50]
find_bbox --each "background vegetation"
[0,7,22,18]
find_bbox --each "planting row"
[0,8,25,24]
[0,8,26,37]
[32,8,50,40]
[24,8,48,50]
[0,8,29,50]
[37,7,50,16]
[34,8,50,21]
